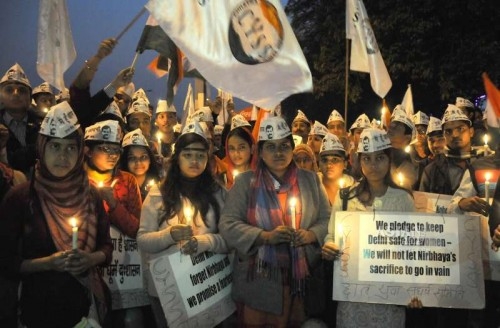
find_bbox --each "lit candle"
[337,224,344,250]
[98,181,104,188]
[404,145,411,153]
[183,205,194,226]
[484,134,490,156]
[110,179,118,188]
[69,217,78,250]
[339,177,345,189]
[233,169,239,178]
[485,172,491,203]
[156,132,162,154]
[43,107,49,113]
[398,173,404,186]
[289,197,297,230]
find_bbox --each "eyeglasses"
[96,145,122,155]
[320,157,344,165]
[263,143,292,153]
[444,125,469,136]
[128,155,150,163]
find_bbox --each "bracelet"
[84,60,97,72]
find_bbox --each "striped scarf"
[247,160,309,294]
[33,133,98,253]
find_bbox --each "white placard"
[149,248,235,328]
[332,211,484,309]
[98,226,149,309]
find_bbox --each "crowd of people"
[0,37,499,328]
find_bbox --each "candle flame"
[148,179,155,186]
[43,107,49,113]
[233,169,239,177]
[69,217,77,228]
[485,172,491,182]
[484,134,489,146]
[404,145,411,153]
[156,132,162,142]
[183,205,194,223]
[339,178,345,189]
[398,173,404,186]
[289,197,297,208]
[98,181,104,188]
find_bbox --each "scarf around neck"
[247,160,309,294]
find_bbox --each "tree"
[284,0,500,125]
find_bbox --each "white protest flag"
[181,83,195,129]
[346,0,392,98]
[401,84,414,116]
[146,0,312,109]
[37,0,76,92]
[217,89,233,126]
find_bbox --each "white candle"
[337,224,344,250]
[484,134,490,156]
[289,197,297,230]
[70,217,78,250]
[485,172,491,203]
[156,132,162,154]
[183,205,194,226]
[233,169,239,178]
[398,173,404,186]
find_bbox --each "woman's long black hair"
[159,132,222,227]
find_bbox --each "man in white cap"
[347,113,371,178]
[455,96,486,147]
[419,104,475,195]
[126,98,152,140]
[31,82,56,115]
[154,99,178,158]
[291,109,311,142]
[0,63,39,175]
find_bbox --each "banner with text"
[332,211,484,308]
[97,226,149,309]
[414,191,500,281]
[149,248,235,328]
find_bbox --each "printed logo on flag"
[228,0,284,65]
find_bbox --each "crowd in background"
[1,37,499,328]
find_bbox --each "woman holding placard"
[322,128,416,327]
[219,116,331,327]
[138,120,228,328]
[0,102,112,328]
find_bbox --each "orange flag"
[483,72,500,118]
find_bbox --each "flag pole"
[115,7,147,41]
[344,38,350,123]
[130,52,140,69]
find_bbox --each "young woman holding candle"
[224,114,256,189]
[322,128,418,328]
[84,119,142,239]
[0,103,113,328]
[119,128,160,202]
[219,116,331,327]
[318,133,355,205]
[137,121,228,328]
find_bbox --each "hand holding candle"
[69,217,78,250]
[156,132,162,156]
